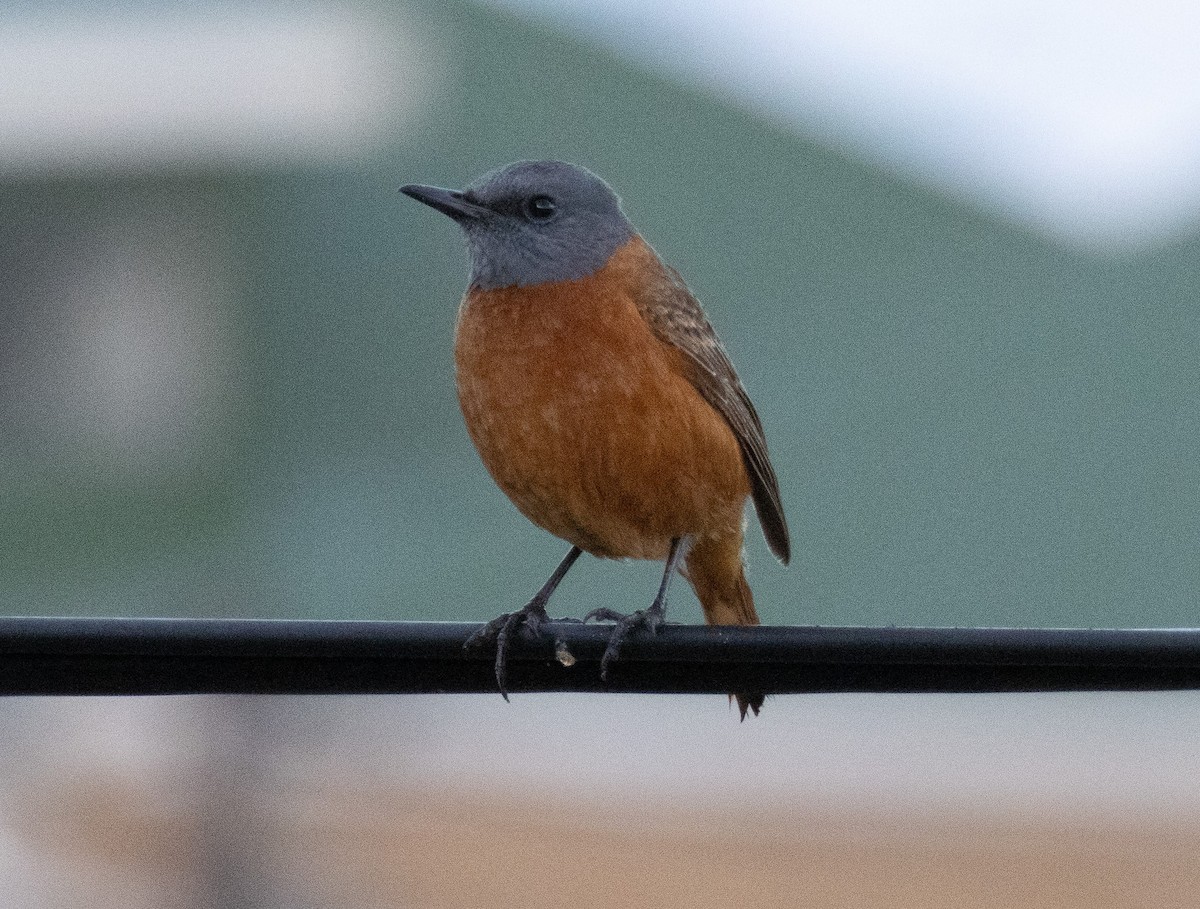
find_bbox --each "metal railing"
[0,617,1198,695]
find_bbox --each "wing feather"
[634,260,791,563]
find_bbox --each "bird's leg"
[464,545,583,700]
[585,537,686,681]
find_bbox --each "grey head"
[401,160,634,290]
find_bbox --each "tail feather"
[683,535,765,720]
[732,692,764,720]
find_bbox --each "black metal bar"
[0,618,1198,696]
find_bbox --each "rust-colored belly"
[453,239,749,560]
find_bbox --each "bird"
[400,161,789,719]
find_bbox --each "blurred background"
[2,0,1200,906]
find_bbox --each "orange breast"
[453,237,750,560]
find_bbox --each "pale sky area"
[4,3,1199,249]
[490,0,1200,251]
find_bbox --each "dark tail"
[683,534,765,721]
[732,690,765,720]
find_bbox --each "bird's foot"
[583,603,666,681]
[465,600,580,700]
[464,599,549,701]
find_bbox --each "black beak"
[400,184,490,221]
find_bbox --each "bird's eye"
[524,195,557,221]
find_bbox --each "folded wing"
[634,258,791,564]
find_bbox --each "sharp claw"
[593,537,682,684]
[468,547,585,700]
[463,613,508,652]
[468,600,553,700]
[596,604,666,682]
[494,616,513,700]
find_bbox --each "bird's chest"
[455,281,665,468]
[452,279,695,551]
[448,256,751,561]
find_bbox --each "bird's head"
[401,160,634,290]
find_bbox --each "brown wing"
[634,257,791,564]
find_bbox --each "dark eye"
[524,195,557,221]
